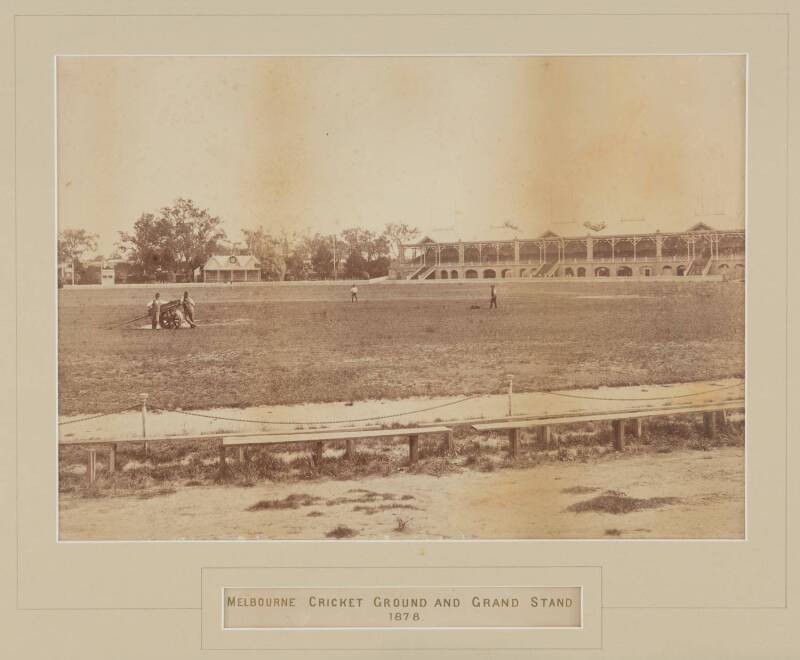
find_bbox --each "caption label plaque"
[223,586,582,629]
[202,566,602,650]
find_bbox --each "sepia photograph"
[56,54,746,541]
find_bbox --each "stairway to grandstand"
[686,253,710,276]
[533,261,560,277]
[407,265,436,280]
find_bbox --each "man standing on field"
[489,283,498,309]
[181,291,197,328]
[350,284,358,303]
[147,292,162,329]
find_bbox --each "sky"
[57,55,746,255]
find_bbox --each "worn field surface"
[58,280,744,415]
[59,444,745,541]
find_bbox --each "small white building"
[100,268,116,286]
[202,255,261,283]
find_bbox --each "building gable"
[687,222,715,232]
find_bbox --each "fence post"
[87,449,97,484]
[108,443,117,474]
[345,439,354,460]
[538,425,551,449]
[508,428,519,458]
[633,419,643,438]
[238,446,246,465]
[703,412,717,440]
[217,442,228,479]
[408,434,419,464]
[442,429,454,454]
[507,374,514,416]
[612,420,625,451]
[139,393,149,457]
[313,442,324,465]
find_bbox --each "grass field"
[58,280,744,416]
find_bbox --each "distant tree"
[242,226,286,281]
[58,228,99,264]
[309,235,335,279]
[57,228,99,284]
[284,234,313,281]
[343,250,369,279]
[340,227,394,278]
[382,223,420,260]
[117,199,226,280]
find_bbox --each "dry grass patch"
[352,503,420,515]
[567,490,680,515]
[246,493,322,511]
[561,485,600,495]
[325,525,357,539]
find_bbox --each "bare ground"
[59,446,744,541]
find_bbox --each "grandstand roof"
[404,216,744,245]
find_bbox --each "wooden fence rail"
[60,399,744,483]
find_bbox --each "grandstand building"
[390,222,745,280]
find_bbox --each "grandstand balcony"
[390,224,745,281]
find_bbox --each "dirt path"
[59,377,744,442]
[59,446,744,541]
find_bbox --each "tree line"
[58,198,421,284]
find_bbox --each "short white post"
[507,373,514,416]
[139,393,149,456]
[87,449,97,484]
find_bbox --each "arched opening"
[694,236,713,260]
[440,246,459,264]
[676,265,687,276]
[719,234,745,258]
[661,265,673,275]
[595,267,610,277]
[499,244,515,262]
[450,270,459,279]
[465,269,478,279]
[501,269,512,278]
[440,270,449,279]
[483,246,499,264]
[577,267,586,277]
[543,242,560,262]
[640,266,652,277]
[636,237,657,259]
[717,263,730,272]
[564,240,587,261]
[615,240,635,259]
[483,269,497,279]
[464,246,480,263]
[563,267,574,277]
[616,266,633,277]
[519,242,541,264]
[661,236,685,258]
[519,268,527,277]
[594,239,613,259]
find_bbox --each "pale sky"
[57,55,746,255]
